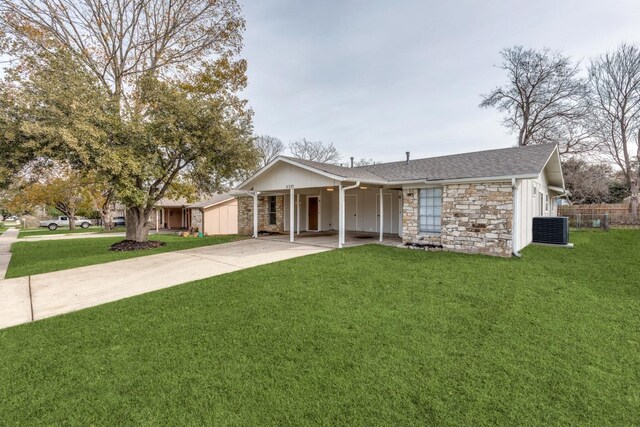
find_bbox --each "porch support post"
[379,188,384,242]
[253,192,259,238]
[296,194,300,235]
[155,209,159,234]
[338,184,344,248]
[289,187,295,242]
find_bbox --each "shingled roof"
[361,143,558,182]
[284,144,558,183]
[238,143,562,191]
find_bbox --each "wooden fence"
[558,203,639,227]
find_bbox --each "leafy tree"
[8,166,94,230]
[480,46,593,154]
[289,138,341,163]
[589,43,640,218]
[0,0,255,242]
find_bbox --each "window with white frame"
[419,188,442,233]
[268,196,277,225]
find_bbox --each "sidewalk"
[0,228,19,278]
[0,238,331,330]
[18,232,126,242]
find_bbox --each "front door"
[308,197,319,231]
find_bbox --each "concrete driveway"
[0,238,331,329]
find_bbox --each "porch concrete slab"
[0,277,31,329]
[2,238,330,329]
[260,231,403,249]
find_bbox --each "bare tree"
[354,158,374,167]
[589,43,640,217]
[562,158,613,204]
[480,46,591,153]
[0,0,244,112]
[289,138,341,164]
[254,135,284,168]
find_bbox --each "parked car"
[113,216,126,226]
[39,216,92,231]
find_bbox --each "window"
[545,193,549,214]
[418,188,442,233]
[268,196,277,225]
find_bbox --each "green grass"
[6,234,244,278]
[1,230,639,425]
[17,226,126,238]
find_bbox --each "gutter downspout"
[339,181,360,248]
[512,178,521,258]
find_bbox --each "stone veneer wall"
[402,182,513,257]
[237,195,285,235]
[191,209,203,232]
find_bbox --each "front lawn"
[18,226,125,238]
[0,230,638,425]
[6,234,243,278]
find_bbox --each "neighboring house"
[187,193,238,235]
[155,198,193,230]
[153,194,238,234]
[236,144,565,257]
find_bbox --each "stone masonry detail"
[237,195,285,235]
[402,183,513,257]
[191,209,203,232]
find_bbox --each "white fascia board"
[395,174,538,187]
[540,145,565,189]
[548,185,566,194]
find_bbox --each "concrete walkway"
[0,228,19,278]
[18,232,126,242]
[0,238,331,329]
[18,229,178,242]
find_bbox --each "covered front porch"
[240,184,403,248]
[237,156,407,248]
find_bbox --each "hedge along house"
[236,144,565,257]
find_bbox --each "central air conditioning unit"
[532,217,569,245]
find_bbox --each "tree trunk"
[630,177,639,219]
[100,204,114,231]
[68,209,76,230]
[125,206,152,242]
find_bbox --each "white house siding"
[283,187,401,234]
[340,188,401,234]
[515,168,558,252]
[251,162,339,192]
[283,188,335,232]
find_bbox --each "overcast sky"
[241,0,640,163]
